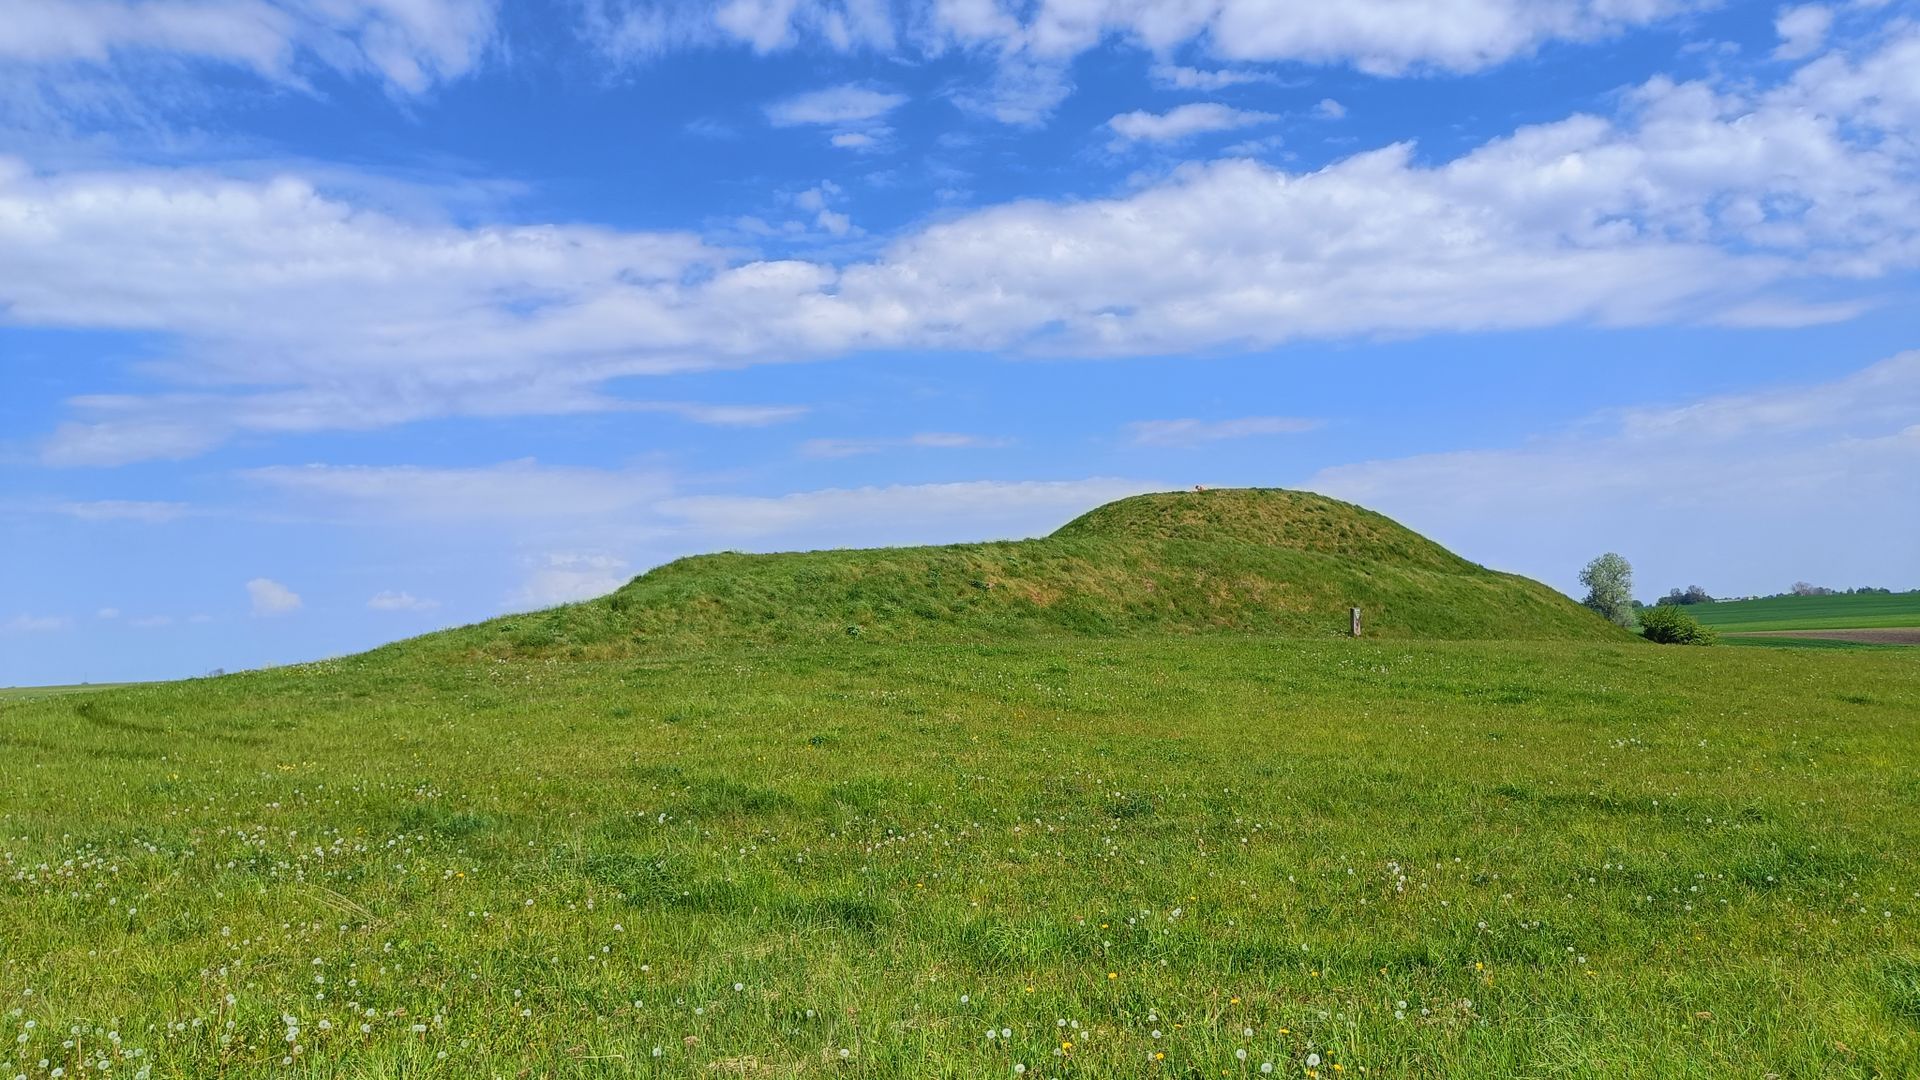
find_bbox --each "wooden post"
[1350,607,1362,637]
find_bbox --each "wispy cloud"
[2,614,72,634]
[799,432,1014,458]
[1149,65,1279,90]
[1304,353,1920,596]
[0,0,497,95]
[766,84,905,126]
[1108,103,1276,143]
[367,590,440,612]
[56,499,189,522]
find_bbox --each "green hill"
[424,488,1620,659]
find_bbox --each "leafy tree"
[1658,585,1712,606]
[1579,553,1635,626]
[1638,604,1717,645]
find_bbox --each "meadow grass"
[1688,593,1920,633]
[4,636,1919,1077]
[0,685,140,703]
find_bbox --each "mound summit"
[439,488,1620,658]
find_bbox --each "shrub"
[1638,604,1717,645]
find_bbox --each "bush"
[1638,604,1717,645]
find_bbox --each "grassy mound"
[429,488,1621,659]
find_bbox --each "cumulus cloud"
[1128,416,1323,447]
[367,590,439,611]
[1304,353,1920,597]
[9,24,1920,463]
[1107,103,1276,142]
[1775,4,1834,60]
[246,577,301,615]
[0,0,497,94]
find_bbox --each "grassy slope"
[1689,592,1920,632]
[4,638,1920,1077]
[425,489,1619,660]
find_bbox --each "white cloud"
[244,460,673,522]
[591,0,1705,101]
[1108,102,1276,143]
[367,590,440,611]
[56,499,188,522]
[96,607,120,619]
[1314,97,1346,119]
[765,84,903,126]
[9,24,1920,463]
[766,82,904,147]
[3,614,73,633]
[509,552,629,609]
[800,432,1014,458]
[0,0,497,94]
[246,577,301,615]
[1149,64,1277,90]
[1304,353,1920,597]
[585,0,895,58]
[1775,4,1834,60]
[578,0,1710,126]
[1127,416,1323,447]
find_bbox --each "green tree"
[1579,552,1635,626]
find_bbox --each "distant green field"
[0,682,138,702]
[1687,592,1920,632]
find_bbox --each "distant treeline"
[1639,583,1913,607]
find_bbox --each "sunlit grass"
[3,637,1918,1077]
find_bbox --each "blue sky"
[2,0,1918,684]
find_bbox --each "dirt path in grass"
[1726,627,1920,645]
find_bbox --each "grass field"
[1687,592,1920,633]
[0,683,138,702]
[5,636,1920,1078]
